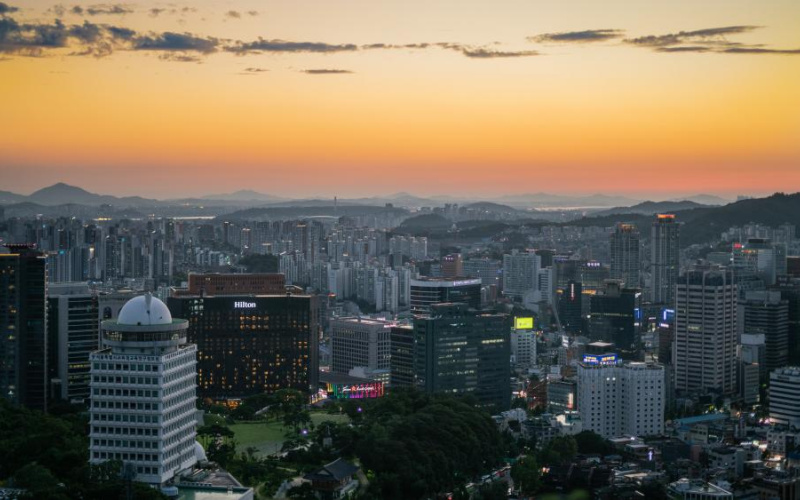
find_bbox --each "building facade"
[409,277,481,315]
[651,214,680,306]
[577,360,665,439]
[769,366,800,429]
[168,294,319,400]
[329,317,392,376]
[413,303,511,409]
[89,294,197,485]
[674,267,737,397]
[610,223,641,288]
[0,244,48,411]
[47,282,99,404]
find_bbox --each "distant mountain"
[464,201,523,213]
[396,213,452,232]
[497,192,642,208]
[0,190,27,204]
[201,190,287,202]
[572,192,800,246]
[672,194,730,206]
[593,200,708,217]
[26,182,157,207]
[221,204,408,221]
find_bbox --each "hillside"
[594,200,708,217]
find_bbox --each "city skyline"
[2,0,800,198]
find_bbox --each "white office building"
[577,359,665,439]
[89,293,198,486]
[769,366,800,429]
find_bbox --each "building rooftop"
[117,293,172,326]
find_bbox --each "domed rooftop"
[117,293,173,326]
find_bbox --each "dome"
[117,293,173,326]
[194,441,207,462]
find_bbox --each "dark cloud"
[84,4,133,16]
[149,8,165,17]
[133,32,219,53]
[107,25,135,40]
[655,46,712,53]
[625,25,759,48]
[158,53,202,62]
[243,67,268,72]
[722,47,800,54]
[71,6,83,14]
[227,38,358,54]
[247,11,259,16]
[226,10,241,19]
[458,47,539,58]
[302,68,353,74]
[0,2,18,14]
[531,29,624,43]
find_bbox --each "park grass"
[230,412,351,456]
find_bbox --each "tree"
[12,462,62,498]
[511,456,541,496]
[574,431,615,456]
[287,482,317,500]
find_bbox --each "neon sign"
[515,317,534,330]
[582,354,619,365]
[234,301,256,308]
[325,382,385,399]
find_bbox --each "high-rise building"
[330,317,392,377]
[503,250,539,300]
[674,267,738,396]
[547,379,577,414]
[168,293,319,401]
[577,358,665,439]
[463,258,501,287]
[441,253,463,278]
[769,366,800,429]
[179,272,286,296]
[511,321,538,369]
[732,238,786,287]
[89,294,197,485]
[588,281,642,353]
[559,281,584,334]
[651,214,680,306]
[0,244,48,411]
[610,223,641,288]
[389,325,415,388]
[739,290,789,374]
[413,303,511,409]
[409,277,481,315]
[47,282,99,404]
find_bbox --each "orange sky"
[1,0,799,199]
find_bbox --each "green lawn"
[230,412,350,457]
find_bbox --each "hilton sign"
[234,301,256,309]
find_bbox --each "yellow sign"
[515,317,534,330]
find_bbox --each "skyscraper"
[168,293,319,401]
[89,294,198,485]
[577,358,665,439]
[409,277,481,315]
[674,267,738,396]
[739,290,788,374]
[610,222,641,288]
[0,244,48,411]
[769,366,800,429]
[330,317,392,380]
[559,281,584,334]
[413,303,511,409]
[47,282,99,404]
[502,250,539,300]
[651,214,680,306]
[389,325,415,388]
[588,280,642,353]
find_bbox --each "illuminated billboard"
[515,317,534,330]
[582,354,619,366]
[325,382,385,400]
